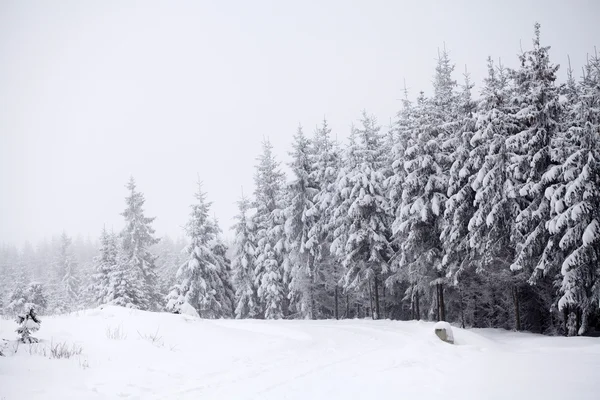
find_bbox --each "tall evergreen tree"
[120,177,161,310]
[468,58,521,329]
[166,181,230,318]
[546,53,600,335]
[90,227,119,306]
[307,119,343,318]
[333,112,391,319]
[231,194,259,319]
[253,139,287,319]
[285,125,319,319]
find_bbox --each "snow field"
[1,306,599,400]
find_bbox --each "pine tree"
[232,194,259,319]
[389,85,451,321]
[211,222,236,318]
[334,112,391,320]
[6,271,28,316]
[90,227,119,306]
[502,24,563,331]
[253,139,287,319]
[166,181,230,318]
[15,304,41,343]
[547,52,600,335]
[441,68,478,284]
[107,239,147,309]
[509,24,562,277]
[285,125,319,319]
[307,119,343,318]
[467,58,522,329]
[120,177,161,310]
[26,282,47,315]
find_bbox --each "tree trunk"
[438,283,446,321]
[368,282,374,319]
[346,293,350,318]
[512,285,521,331]
[382,282,386,320]
[436,284,440,321]
[459,286,465,328]
[373,274,380,320]
[415,290,421,320]
[334,285,339,320]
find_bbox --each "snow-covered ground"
[1,307,599,400]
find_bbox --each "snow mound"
[433,321,454,343]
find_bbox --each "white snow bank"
[1,307,599,400]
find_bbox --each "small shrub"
[49,340,83,359]
[137,328,164,347]
[106,324,127,340]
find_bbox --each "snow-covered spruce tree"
[166,181,231,318]
[0,244,20,313]
[307,119,343,318]
[90,227,119,306]
[507,27,562,272]
[6,271,29,316]
[231,194,259,319]
[106,238,147,309]
[49,232,80,313]
[440,68,478,324]
[253,139,287,319]
[26,282,47,315]
[546,53,600,335]
[61,233,80,309]
[386,93,430,320]
[154,235,185,300]
[388,49,457,322]
[211,219,236,318]
[285,125,319,319]
[505,24,562,331]
[120,177,161,310]
[15,304,42,343]
[333,112,391,320]
[468,58,521,329]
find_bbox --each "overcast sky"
[1,0,598,246]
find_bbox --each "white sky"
[1,0,598,246]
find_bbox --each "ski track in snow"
[1,306,599,400]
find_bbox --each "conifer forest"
[3,24,600,338]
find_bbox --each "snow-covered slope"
[1,306,599,400]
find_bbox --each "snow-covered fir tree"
[285,125,319,319]
[15,304,42,343]
[333,112,392,320]
[166,181,231,318]
[253,139,287,319]
[26,282,47,315]
[509,24,562,279]
[231,194,259,319]
[546,52,600,335]
[468,58,521,329]
[6,272,29,316]
[90,227,119,306]
[120,177,161,310]
[307,119,343,318]
[211,221,236,318]
[441,68,478,285]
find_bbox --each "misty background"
[1,0,598,246]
